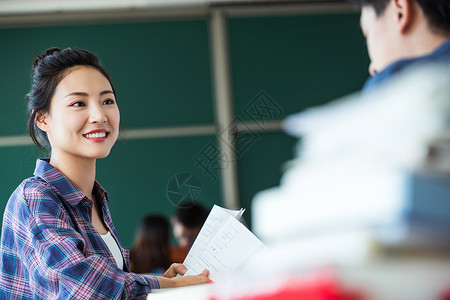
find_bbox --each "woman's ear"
[35,112,49,132]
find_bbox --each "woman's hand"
[156,263,212,288]
[163,263,187,278]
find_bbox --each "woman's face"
[38,66,120,161]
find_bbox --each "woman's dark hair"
[26,47,115,150]
[129,215,172,274]
[352,0,450,35]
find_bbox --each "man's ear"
[393,0,414,33]
[35,112,49,132]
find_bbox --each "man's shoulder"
[363,40,450,93]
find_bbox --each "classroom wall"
[0,7,369,247]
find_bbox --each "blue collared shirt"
[363,39,450,94]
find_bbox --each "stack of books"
[237,64,450,300]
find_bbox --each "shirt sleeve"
[18,181,159,299]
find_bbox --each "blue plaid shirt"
[0,159,159,299]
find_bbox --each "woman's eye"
[71,102,85,107]
[103,99,115,105]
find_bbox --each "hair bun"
[33,47,62,71]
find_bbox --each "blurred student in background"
[170,202,209,262]
[130,214,172,275]
[355,0,450,93]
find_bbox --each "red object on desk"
[210,269,365,300]
[441,284,450,300]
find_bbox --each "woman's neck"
[49,153,96,199]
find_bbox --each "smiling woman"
[36,65,120,165]
[0,47,210,299]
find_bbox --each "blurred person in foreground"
[354,0,450,173]
[170,201,209,262]
[355,0,450,93]
[130,214,172,275]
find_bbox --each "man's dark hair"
[352,0,450,35]
[175,201,209,228]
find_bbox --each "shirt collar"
[33,158,109,206]
[431,38,450,57]
[363,39,450,94]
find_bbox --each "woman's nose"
[89,104,107,123]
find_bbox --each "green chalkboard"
[229,12,369,119]
[0,10,370,246]
[228,12,369,230]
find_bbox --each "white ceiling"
[0,0,203,14]
[0,0,351,27]
[0,0,344,15]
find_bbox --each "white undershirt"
[100,231,124,270]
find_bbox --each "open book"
[182,205,265,281]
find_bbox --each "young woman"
[0,47,210,299]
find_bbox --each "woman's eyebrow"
[64,91,88,98]
[64,90,114,98]
[100,90,114,96]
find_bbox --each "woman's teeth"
[84,132,107,138]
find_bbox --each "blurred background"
[0,0,369,247]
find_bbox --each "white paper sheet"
[183,205,263,281]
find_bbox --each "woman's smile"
[83,129,110,141]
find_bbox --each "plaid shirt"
[0,159,159,299]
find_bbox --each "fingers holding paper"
[163,263,187,278]
[156,265,212,288]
